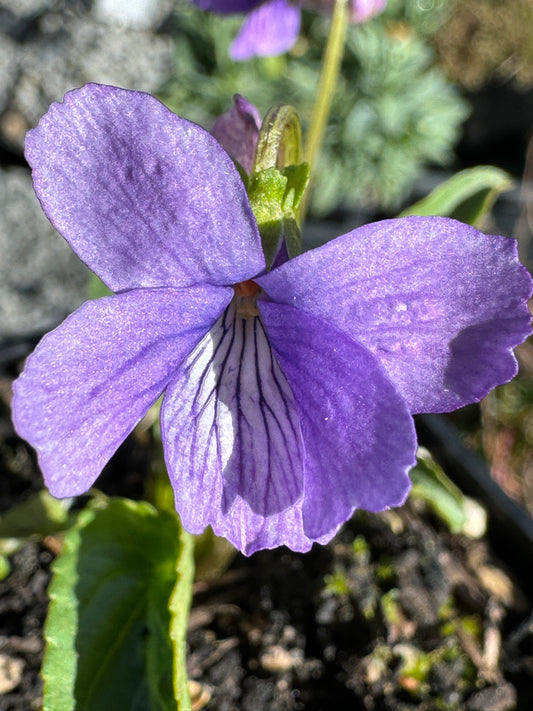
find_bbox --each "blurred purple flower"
[12,84,532,554]
[192,0,387,61]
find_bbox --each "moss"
[323,569,350,597]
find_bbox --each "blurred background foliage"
[432,0,533,89]
[160,0,470,215]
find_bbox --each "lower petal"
[230,0,301,60]
[259,302,416,540]
[161,299,310,555]
[12,286,230,497]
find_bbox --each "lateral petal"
[260,302,416,540]
[12,286,231,497]
[230,0,301,61]
[259,216,533,413]
[25,83,264,292]
[161,299,314,555]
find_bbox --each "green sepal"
[247,103,308,267]
[282,162,310,214]
[282,162,310,259]
[248,163,309,268]
[400,166,512,228]
[42,497,183,711]
[248,167,286,268]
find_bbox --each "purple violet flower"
[12,84,532,554]
[192,0,387,61]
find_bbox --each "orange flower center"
[234,279,260,317]
[234,279,260,297]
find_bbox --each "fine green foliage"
[401,166,513,227]
[0,490,72,579]
[0,489,71,548]
[409,449,466,534]
[42,498,183,711]
[160,1,468,214]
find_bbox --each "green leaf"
[43,498,183,711]
[169,527,195,710]
[400,166,513,227]
[0,489,72,555]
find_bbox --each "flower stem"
[301,0,349,221]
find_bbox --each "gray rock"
[1,2,174,149]
[0,166,88,341]
[0,0,53,16]
[93,0,172,30]
[0,35,18,115]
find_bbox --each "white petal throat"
[167,299,304,516]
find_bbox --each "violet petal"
[258,216,533,414]
[12,285,231,497]
[161,298,313,555]
[230,0,301,61]
[25,83,264,292]
[260,302,416,539]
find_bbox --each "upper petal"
[259,302,416,540]
[350,0,386,23]
[12,285,231,497]
[161,298,315,555]
[230,0,301,61]
[211,94,262,174]
[25,83,264,292]
[191,0,264,13]
[258,216,533,413]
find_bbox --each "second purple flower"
[191,0,387,60]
